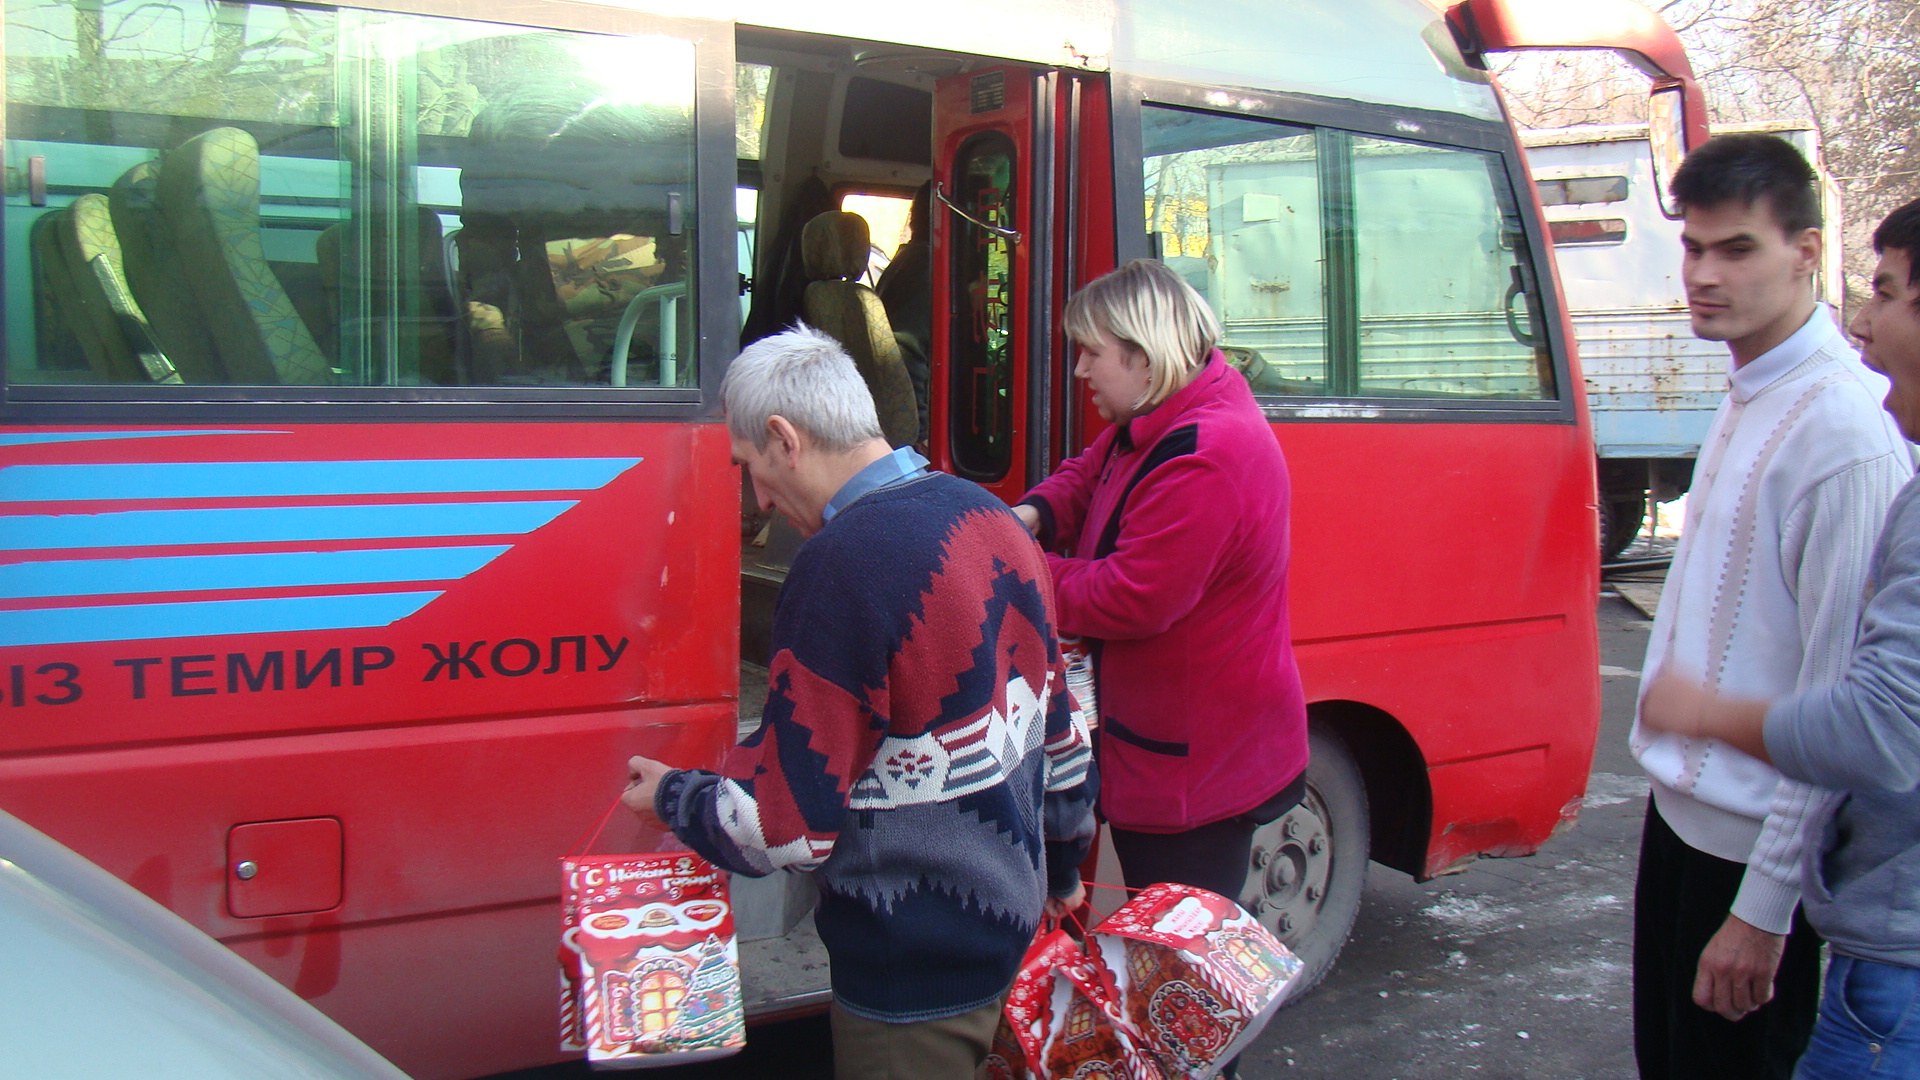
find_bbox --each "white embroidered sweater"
[1632,304,1913,935]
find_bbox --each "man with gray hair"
[622,325,1097,1080]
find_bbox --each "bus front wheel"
[1242,723,1369,1002]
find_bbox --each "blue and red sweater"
[655,471,1098,1022]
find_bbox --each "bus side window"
[841,190,913,285]
[1142,107,1327,395]
[1351,136,1550,400]
[1140,104,1553,402]
[3,0,700,391]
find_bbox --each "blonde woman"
[1014,258,1307,914]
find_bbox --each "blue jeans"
[1795,955,1920,1079]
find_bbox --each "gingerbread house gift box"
[994,925,1167,1080]
[982,1010,1034,1080]
[1086,883,1303,1080]
[982,927,1068,1080]
[560,851,746,1068]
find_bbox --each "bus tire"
[1242,722,1369,1003]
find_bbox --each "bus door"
[1053,74,1117,463]
[931,64,1048,502]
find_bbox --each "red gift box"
[983,928,1070,1080]
[1085,884,1302,1080]
[982,1013,1032,1080]
[1036,958,1168,1080]
[560,851,745,1069]
[994,925,1165,1080]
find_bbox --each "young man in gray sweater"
[1642,196,1920,1079]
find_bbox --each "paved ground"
[505,589,1663,1080]
[1236,589,1655,1079]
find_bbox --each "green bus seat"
[157,126,332,385]
[110,161,225,383]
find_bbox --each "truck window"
[1548,218,1630,245]
[1536,175,1630,206]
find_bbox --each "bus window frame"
[0,0,740,423]
[1111,73,1576,427]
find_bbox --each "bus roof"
[719,0,1504,122]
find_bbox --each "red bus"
[0,0,1703,1075]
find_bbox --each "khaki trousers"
[829,996,1003,1080]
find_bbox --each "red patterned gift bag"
[559,802,744,1069]
[991,924,1165,1080]
[1036,955,1168,1080]
[983,928,1067,1080]
[983,1011,1035,1080]
[1085,884,1302,1080]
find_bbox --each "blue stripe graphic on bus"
[0,457,644,502]
[2,500,575,551]
[0,591,443,647]
[0,453,642,644]
[0,430,281,448]
[0,545,512,600]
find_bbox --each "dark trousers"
[1108,815,1260,897]
[829,997,1001,1080]
[1634,796,1822,1080]
[1107,773,1306,896]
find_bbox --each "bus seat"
[453,219,671,385]
[56,195,179,384]
[314,223,344,363]
[31,208,111,377]
[316,209,458,384]
[800,210,917,448]
[110,161,226,383]
[456,83,690,386]
[156,126,332,385]
[873,182,932,443]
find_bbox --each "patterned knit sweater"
[655,471,1099,1022]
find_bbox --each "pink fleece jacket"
[1020,353,1308,832]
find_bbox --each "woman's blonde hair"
[1062,258,1221,410]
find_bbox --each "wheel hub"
[1244,788,1335,949]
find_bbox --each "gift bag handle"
[567,794,628,857]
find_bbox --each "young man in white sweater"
[1631,134,1914,1079]
[1641,196,1920,1080]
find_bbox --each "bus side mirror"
[1648,83,1688,221]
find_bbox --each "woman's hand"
[1012,503,1041,536]
[1639,672,1714,739]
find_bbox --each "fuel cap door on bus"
[226,817,343,918]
